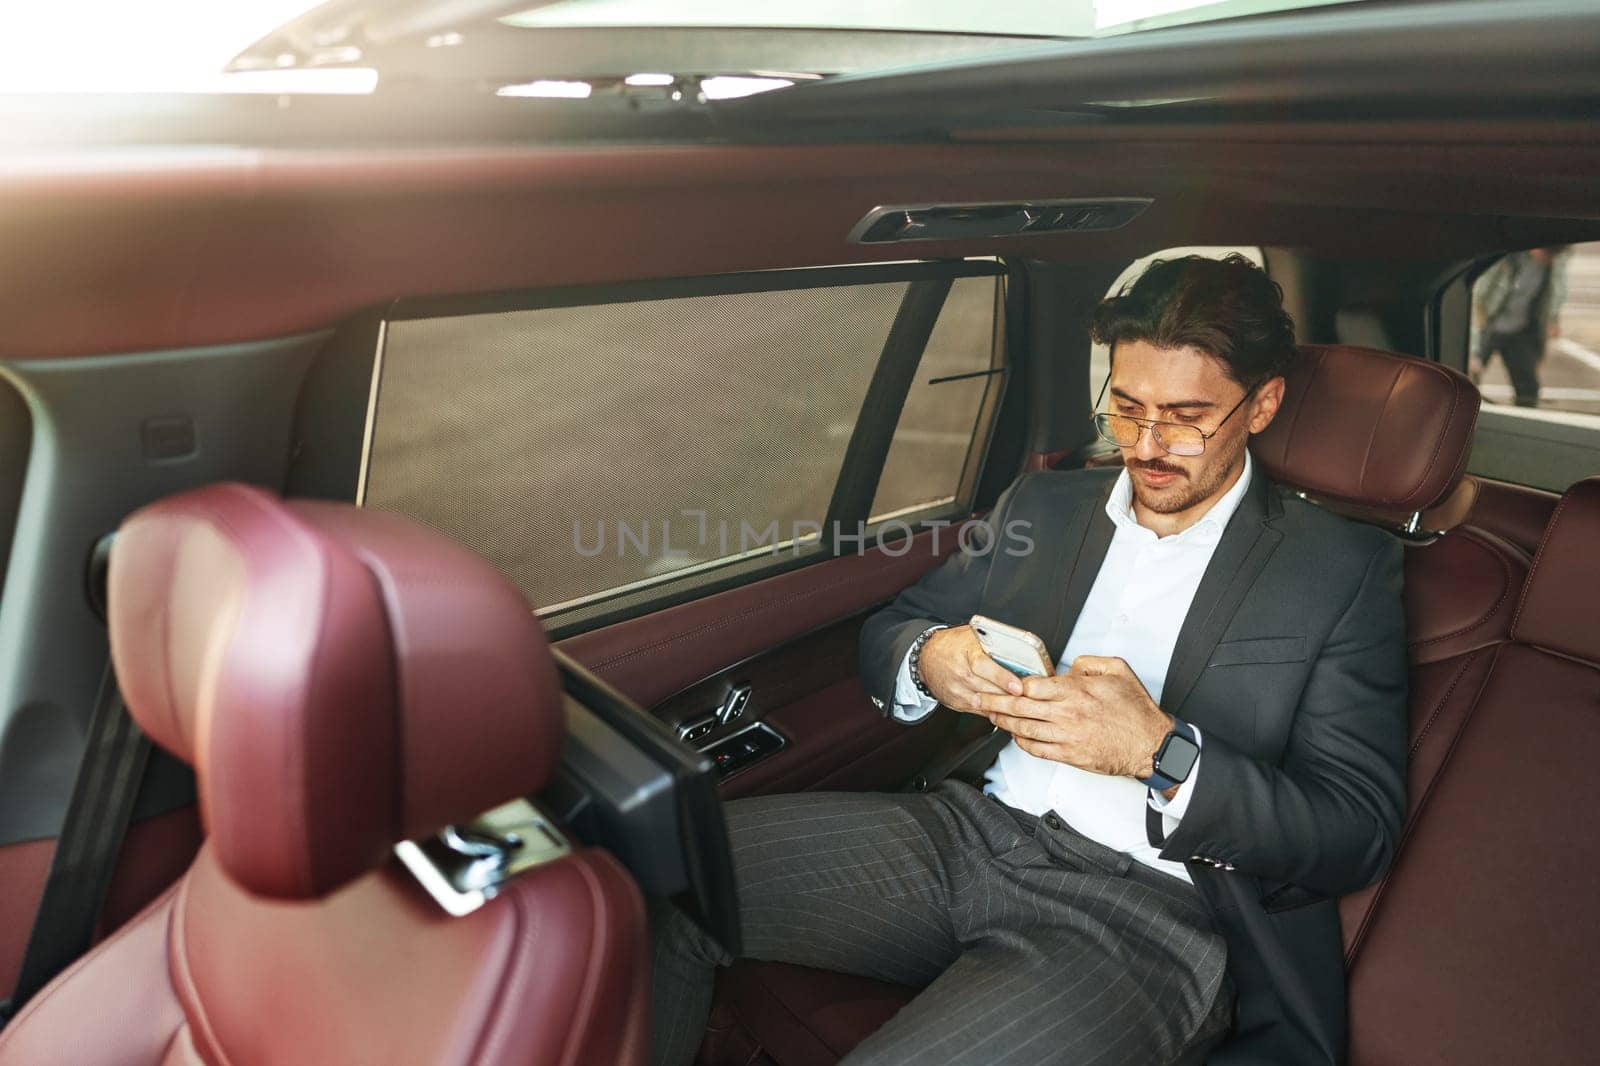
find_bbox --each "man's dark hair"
[1090,254,1297,385]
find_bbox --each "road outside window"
[363,273,1001,615]
[1470,242,1600,419]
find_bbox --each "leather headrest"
[1511,477,1600,663]
[108,483,563,900]
[1253,344,1479,512]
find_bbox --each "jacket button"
[1043,813,1063,830]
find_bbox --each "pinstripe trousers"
[650,781,1233,1066]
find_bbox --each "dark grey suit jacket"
[859,463,1408,1065]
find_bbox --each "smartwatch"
[1140,718,1200,792]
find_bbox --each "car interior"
[1,1,1598,1063]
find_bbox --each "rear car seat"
[1338,522,1530,960]
[1345,476,1600,1065]
[702,344,1550,1065]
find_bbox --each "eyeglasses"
[1093,370,1260,457]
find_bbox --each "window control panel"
[702,721,787,778]
[677,715,717,745]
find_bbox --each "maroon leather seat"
[1345,476,1600,1065]
[0,484,648,1066]
[706,344,1509,1064]
[1338,522,1530,958]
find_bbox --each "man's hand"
[973,655,1174,780]
[917,625,1026,712]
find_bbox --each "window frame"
[353,257,1011,638]
[856,270,1011,537]
[1444,251,1600,492]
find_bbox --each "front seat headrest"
[1253,343,1480,513]
[107,483,563,900]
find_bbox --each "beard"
[1127,453,1239,515]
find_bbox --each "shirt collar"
[1106,448,1255,545]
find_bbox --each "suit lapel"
[1159,471,1284,714]
[1039,481,1117,659]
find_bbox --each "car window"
[870,275,1004,524]
[1465,241,1600,491]
[361,265,1003,617]
[1470,245,1597,414]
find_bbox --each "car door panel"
[559,527,956,708]
[718,678,955,800]
[646,614,960,800]
[559,525,976,796]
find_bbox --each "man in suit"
[651,255,1407,1065]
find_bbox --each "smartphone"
[969,615,1054,677]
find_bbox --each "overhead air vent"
[848,198,1151,244]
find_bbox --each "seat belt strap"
[1,662,150,1025]
[1146,801,1167,848]
[910,724,1010,792]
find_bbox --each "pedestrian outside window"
[1470,242,1600,416]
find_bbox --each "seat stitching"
[1274,347,1320,482]
[1406,533,1517,650]
[1292,346,1476,509]
[178,493,333,896]
[168,870,235,1066]
[556,857,614,1066]
[290,549,339,897]
[1367,350,1478,508]
[1432,394,1481,509]
[1508,487,1575,638]
[1344,642,1502,967]
[1406,654,1475,762]
[1398,367,1470,509]
[1355,364,1404,507]
[467,879,536,1066]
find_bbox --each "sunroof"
[499,0,1090,38]
[499,0,1380,39]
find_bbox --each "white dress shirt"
[894,451,1255,883]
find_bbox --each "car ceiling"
[0,0,1598,361]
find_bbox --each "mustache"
[1128,459,1187,478]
